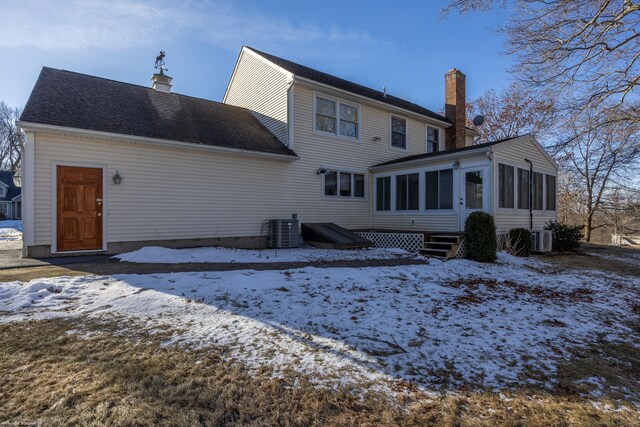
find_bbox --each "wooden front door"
[57,166,103,252]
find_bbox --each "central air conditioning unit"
[269,219,300,249]
[532,230,553,252]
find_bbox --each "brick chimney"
[444,68,466,150]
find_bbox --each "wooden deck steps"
[420,234,464,259]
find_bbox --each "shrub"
[0,213,6,221]
[507,228,532,257]
[544,221,584,252]
[464,212,497,262]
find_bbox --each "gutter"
[525,158,533,230]
[17,121,300,162]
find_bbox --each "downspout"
[524,158,533,230]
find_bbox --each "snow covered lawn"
[2,252,639,405]
[0,220,22,242]
[115,245,418,263]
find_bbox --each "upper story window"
[316,97,336,134]
[339,104,359,138]
[315,94,359,140]
[0,187,5,198]
[391,116,407,149]
[324,170,365,198]
[427,127,439,153]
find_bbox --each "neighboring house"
[0,171,22,220]
[17,46,557,257]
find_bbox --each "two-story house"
[17,46,557,257]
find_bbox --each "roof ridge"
[245,46,449,123]
[39,67,242,108]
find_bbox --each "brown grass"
[1,317,638,426]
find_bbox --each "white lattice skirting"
[356,232,425,252]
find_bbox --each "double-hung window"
[315,97,336,134]
[427,127,439,153]
[425,169,453,210]
[498,164,514,208]
[315,95,359,139]
[517,168,530,210]
[396,173,419,210]
[532,172,543,210]
[391,116,407,149]
[376,176,391,211]
[324,171,365,198]
[545,174,557,211]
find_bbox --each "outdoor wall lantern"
[112,171,123,185]
[452,159,461,170]
[316,168,327,175]
[12,168,22,187]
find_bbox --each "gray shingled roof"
[247,47,450,124]
[20,67,297,158]
[372,136,521,167]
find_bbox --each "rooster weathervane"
[154,51,168,75]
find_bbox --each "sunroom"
[367,135,559,253]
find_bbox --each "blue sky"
[0,0,511,112]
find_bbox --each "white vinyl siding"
[224,49,291,145]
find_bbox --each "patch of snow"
[115,245,418,264]
[0,220,22,241]
[1,257,638,401]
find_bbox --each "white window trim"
[321,169,368,201]
[0,187,6,197]
[312,91,362,143]
[426,125,441,154]
[389,114,408,151]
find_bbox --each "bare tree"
[443,0,640,138]
[467,82,556,143]
[0,102,22,171]
[558,115,640,241]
